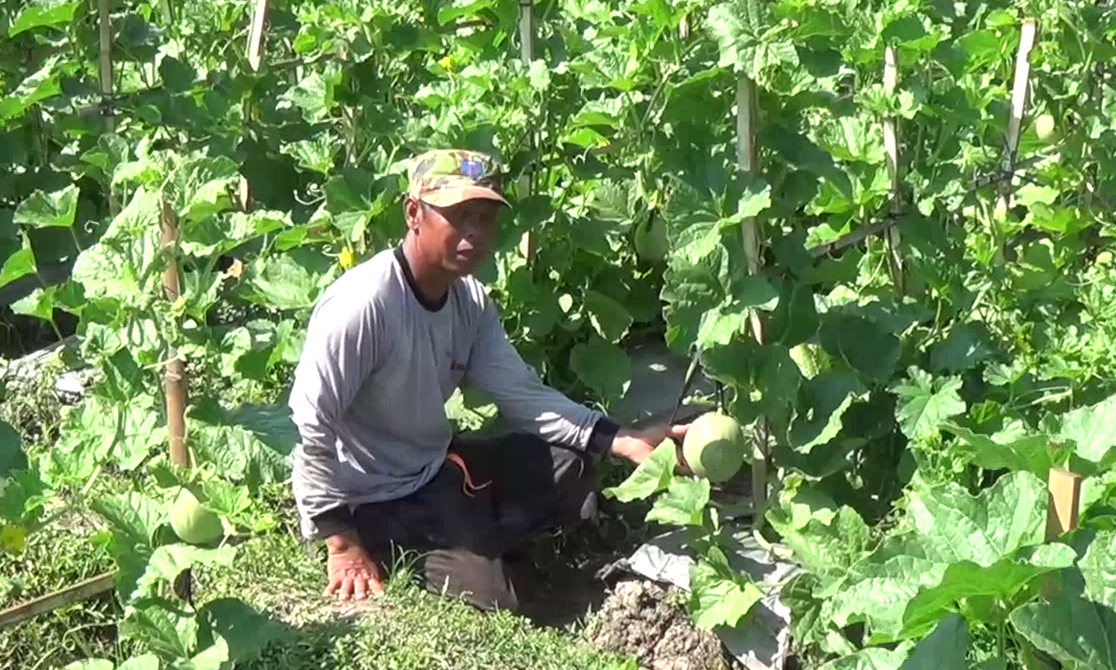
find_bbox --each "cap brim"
[418,185,509,208]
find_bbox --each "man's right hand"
[324,531,385,600]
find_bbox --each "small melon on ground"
[682,412,748,483]
[169,487,224,546]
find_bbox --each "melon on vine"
[634,215,669,261]
[1034,113,1056,143]
[682,412,748,483]
[169,487,224,546]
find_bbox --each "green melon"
[1034,113,1056,143]
[634,216,669,261]
[169,487,224,546]
[682,412,748,483]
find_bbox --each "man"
[288,148,689,613]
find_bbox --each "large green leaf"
[602,438,678,503]
[1010,534,1116,670]
[826,472,1051,640]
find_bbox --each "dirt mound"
[585,579,733,670]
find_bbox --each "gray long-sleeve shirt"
[288,246,611,541]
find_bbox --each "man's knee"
[552,447,599,522]
[422,548,520,613]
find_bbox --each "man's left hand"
[609,423,691,470]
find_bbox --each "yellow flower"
[438,55,456,71]
[339,246,355,270]
[0,524,27,554]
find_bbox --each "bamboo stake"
[1040,466,1082,609]
[995,20,1038,260]
[160,198,191,603]
[882,46,904,294]
[1044,467,1082,542]
[0,572,115,630]
[97,0,118,217]
[735,76,768,528]
[238,0,270,211]
[517,0,536,262]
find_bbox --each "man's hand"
[324,531,385,601]
[609,422,691,470]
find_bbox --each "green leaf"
[133,544,237,602]
[0,420,26,478]
[158,55,197,93]
[1010,593,1116,670]
[9,0,79,37]
[817,614,968,670]
[906,472,1049,566]
[0,245,37,290]
[244,250,333,311]
[199,598,285,664]
[602,438,678,503]
[117,655,161,670]
[788,371,867,453]
[646,477,710,527]
[188,407,295,491]
[583,290,633,342]
[13,184,79,228]
[61,660,116,670]
[900,543,1077,637]
[942,424,1067,479]
[819,313,901,383]
[437,0,494,24]
[1054,393,1116,464]
[688,547,764,630]
[570,336,631,401]
[120,597,198,660]
[173,155,239,225]
[281,72,336,124]
[891,368,966,442]
[827,472,1050,639]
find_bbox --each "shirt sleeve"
[288,292,381,540]
[464,294,605,450]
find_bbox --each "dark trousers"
[351,432,600,613]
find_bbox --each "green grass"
[1,480,642,670]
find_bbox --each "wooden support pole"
[882,46,904,294]
[238,0,270,212]
[97,0,118,216]
[160,198,191,603]
[1044,467,1082,542]
[1040,466,1082,609]
[517,0,536,262]
[995,19,1038,260]
[0,572,116,631]
[735,76,768,528]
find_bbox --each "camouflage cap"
[407,149,509,208]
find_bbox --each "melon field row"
[2,0,1116,669]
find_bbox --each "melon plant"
[169,487,224,546]
[682,412,749,483]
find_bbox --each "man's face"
[407,196,503,276]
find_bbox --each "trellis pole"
[517,0,536,261]
[238,0,270,211]
[995,20,1038,261]
[97,0,117,216]
[735,76,768,527]
[882,46,905,294]
[160,196,191,602]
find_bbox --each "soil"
[585,579,734,670]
